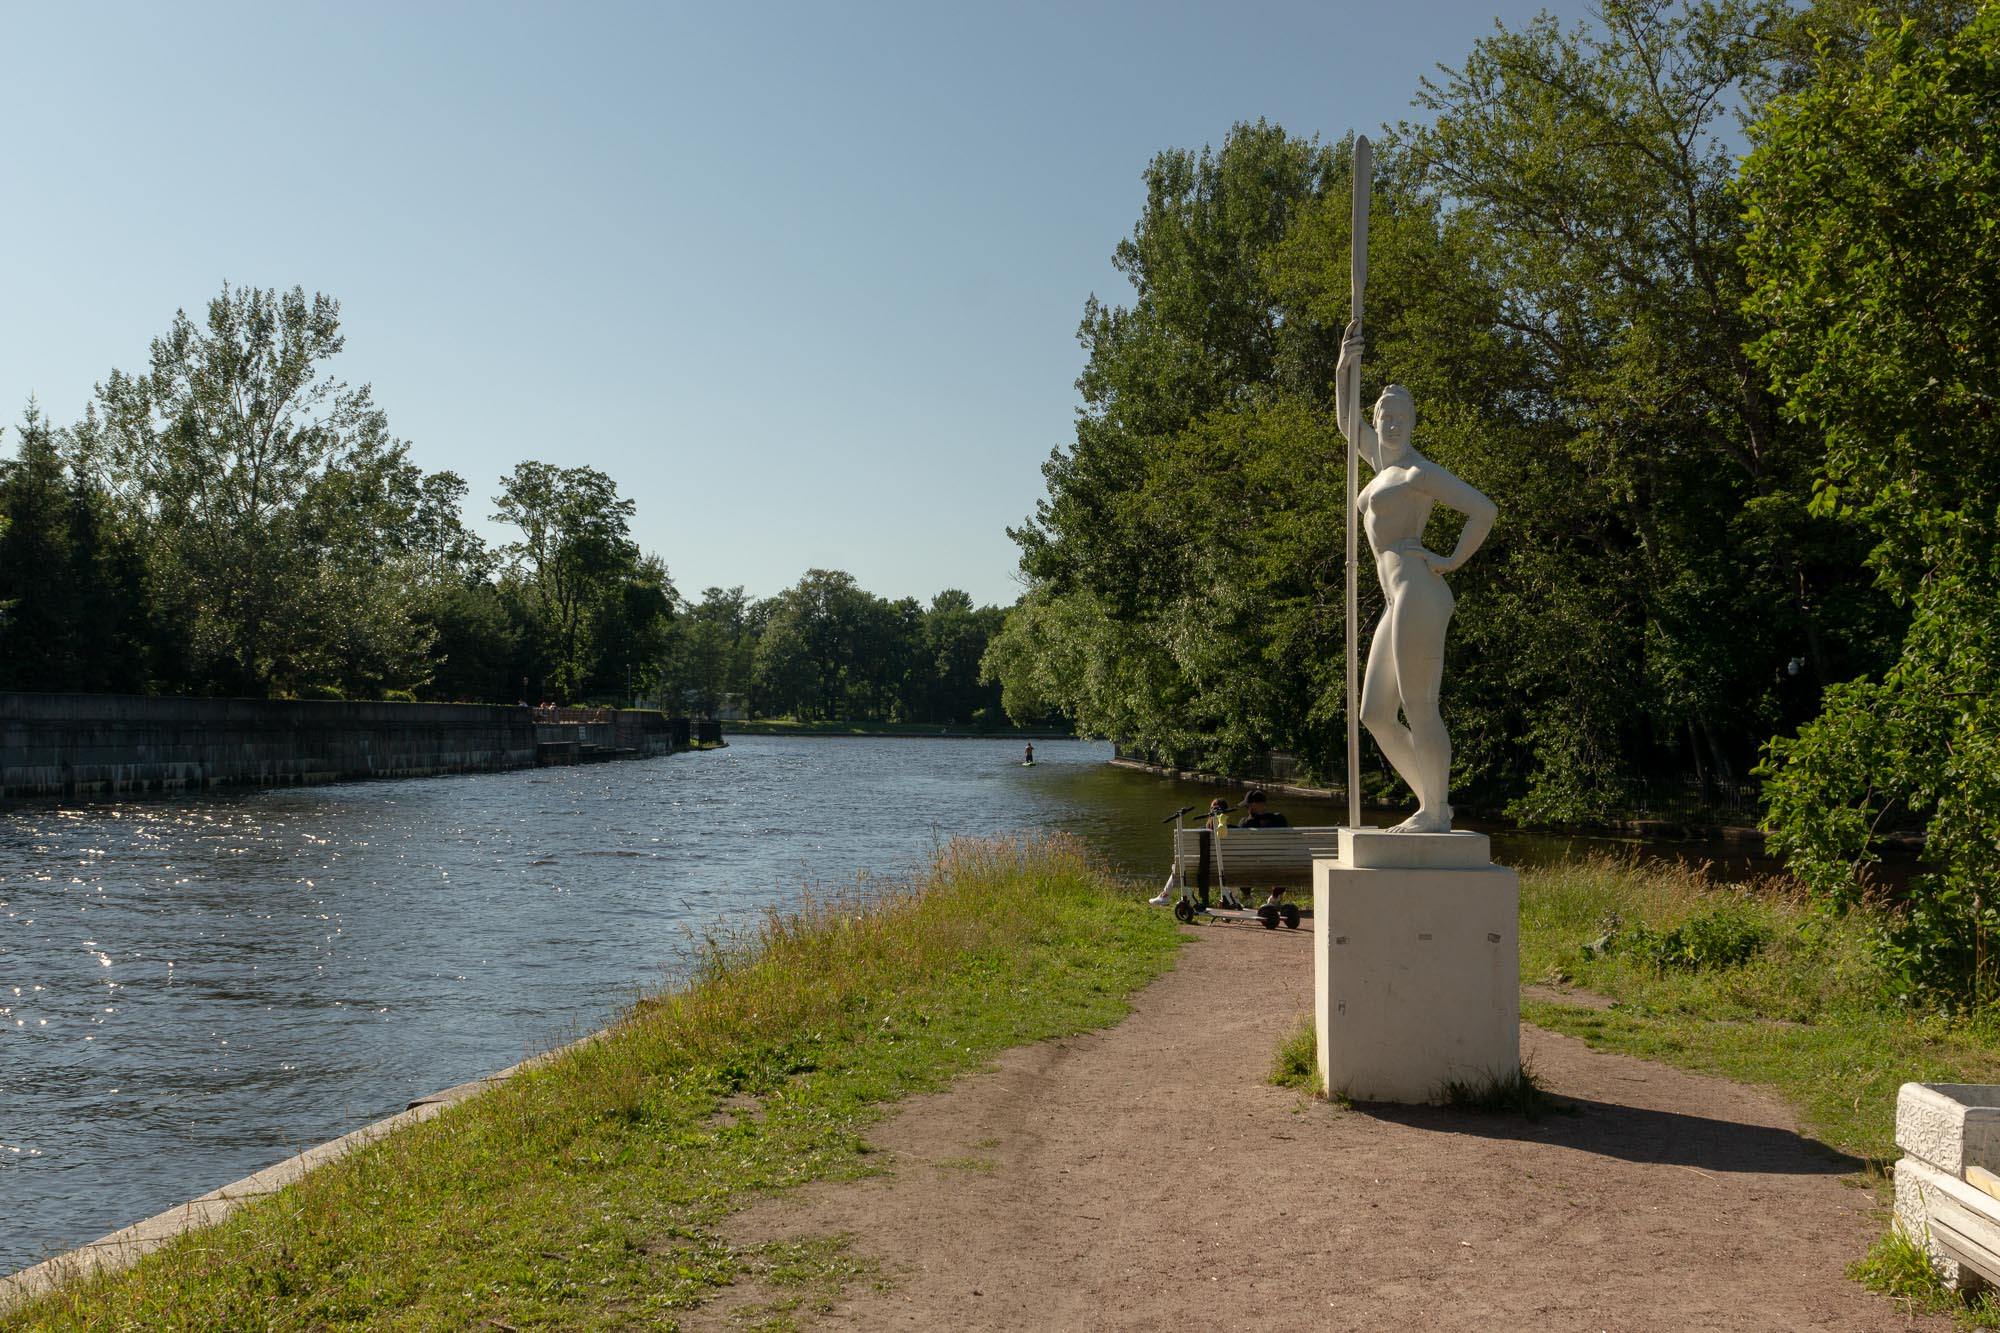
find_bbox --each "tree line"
[0,286,1010,726]
[985,0,2000,1001]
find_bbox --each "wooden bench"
[1170,826,1344,892]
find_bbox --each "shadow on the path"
[1356,1098,1863,1176]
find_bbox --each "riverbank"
[0,692,697,800]
[0,837,1180,1329]
[1105,754,1776,843]
[13,847,1998,1328]
[722,718,1072,740]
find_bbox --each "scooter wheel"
[1173,900,1195,924]
[1257,903,1280,930]
[1281,903,1301,930]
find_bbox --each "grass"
[1268,1020,1562,1118]
[3,835,1180,1332]
[1269,1020,1320,1092]
[1520,855,2000,1323]
[1850,1225,2000,1329]
[1438,1062,1568,1118]
[1518,855,2000,1165]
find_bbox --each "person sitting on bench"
[1235,790,1290,913]
[1235,790,1288,829]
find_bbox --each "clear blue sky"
[1,1,1594,609]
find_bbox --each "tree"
[915,590,1006,724]
[417,580,520,703]
[72,284,432,696]
[0,404,154,693]
[1743,6,2000,1004]
[492,461,640,701]
[749,570,923,721]
[998,122,1359,776]
[659,586,756,716]
[1393,0,1905,817]
[586,552,676,704]
[0,405,81,689]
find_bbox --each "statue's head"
[1374,385,1415,457]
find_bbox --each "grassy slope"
[1518,857,2000,1165]
[5,838,1179,1332]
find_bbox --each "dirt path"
[700,925,1944,1332]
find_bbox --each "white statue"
[1335,322,1496,833]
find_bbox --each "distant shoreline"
[720,720,1075,741]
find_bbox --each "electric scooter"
[1154,803,1302,930]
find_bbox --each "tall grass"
[3,835,1180,1332]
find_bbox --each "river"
[0,735,1773,1275]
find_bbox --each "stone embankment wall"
[0,693,690,800]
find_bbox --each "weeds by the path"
[3,835,1180,1332]
[1850,1226,2000,1329]
[1269,1021,1319,1092]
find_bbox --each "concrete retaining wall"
[0,693,690,799]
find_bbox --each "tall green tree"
[0,403,155,693]
[72,284,432,696]
[914,590,1006,724]
[660,585,757,716]
[998,122,1359,776]
[586,552,676,704]
[752,569,880,720]
[492,461,641,701]
[1744,6,2000,1004]
[1395,0,1899,816]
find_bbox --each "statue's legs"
[1360,554,1455,831]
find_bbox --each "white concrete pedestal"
[1314,828,1519,1104]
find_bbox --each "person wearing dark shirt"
[1235,790,1289,829]
[1234,790,1292,915]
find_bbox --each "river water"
[0,736,1772,1274]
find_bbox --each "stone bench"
[1170,826,1346,891]
[1896,1082,2000,1289]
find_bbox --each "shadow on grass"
[1354,1097,1863,1175]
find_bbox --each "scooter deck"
[1163,900,1310,930]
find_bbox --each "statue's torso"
[1359,463,1433,556]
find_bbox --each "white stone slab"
[1314,856,1519,1104]
[1893,1082,2000,1291]
[1897,1082,2000,1177]
[1897,1154,2000,1290]
[1338,827,1491,869]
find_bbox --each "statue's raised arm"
[1336,321,1382,472]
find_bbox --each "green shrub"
[1621,902,1771,972]
[382,688,419,704]
[298,684,345,701]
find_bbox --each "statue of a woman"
[1336,323,1496,833]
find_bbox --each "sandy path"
[699,924,1944,1332]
